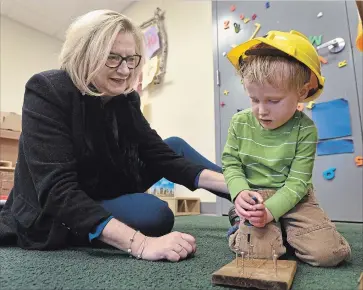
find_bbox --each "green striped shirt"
[222,108,317,221]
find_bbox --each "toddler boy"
[222,30,351,267]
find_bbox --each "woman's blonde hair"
[59,9,145,96]
[239,43,310,93]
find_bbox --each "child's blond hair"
[239,43,311,93]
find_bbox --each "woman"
[0,10,230,262]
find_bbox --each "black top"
[0,70,206,249]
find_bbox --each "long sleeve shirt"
[222,108,317,221]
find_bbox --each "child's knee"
[308,243,351,267]
[288,223,351,267]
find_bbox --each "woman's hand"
[141,232,196,262]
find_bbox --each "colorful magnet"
[309,35,323,46]
[250,23,261,40]
[265,1,270,8]
[252,14,257,20]
[234,23,241,33]
[230,5,236,12]
[319,55,328,64]
[355,156,363,167]
[244,18,250,24]
[222,52,227,57]
[297,103,304,111]
[317,12,323,18]
[220,102,226,107]
[224,20,230,29]
[323,167,336,180]
[306,101,315,109]
[223,90,229,95]
[338,60,347,68]
[240,14,245,20]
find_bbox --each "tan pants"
[228,189,351,267]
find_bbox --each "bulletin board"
[212,1,363,222]
[139,7,168,91]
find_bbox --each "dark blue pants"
[101,137,228,237]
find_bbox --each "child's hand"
[249,208,274,228]
[234,190,264,219]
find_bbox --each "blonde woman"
[0,10,230,261]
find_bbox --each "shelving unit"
[158,196,200,216]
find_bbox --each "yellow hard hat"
[227,30,325,103]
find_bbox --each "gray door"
[213,1,363,221]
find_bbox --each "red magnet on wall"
[224,20,230,29]
[220,102,226,107]
[230,5,236,12]
[319,55,328,64]
[240,14,245,20]
[252,14,257,20]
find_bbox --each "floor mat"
[0,216,361,289]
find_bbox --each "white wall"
[0,16,62,114]
[125,0,218,202]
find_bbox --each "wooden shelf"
[0,129,20,140]
[158,196,200,216]
[0,129,21,165]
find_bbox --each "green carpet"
[0,216,362,289]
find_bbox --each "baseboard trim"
[201,202,216,215]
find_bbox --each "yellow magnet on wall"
[249,23,261,40]
[244,18,250,24]
[306,101,315,109]
[223,90,229,95]
[338,60,347,68]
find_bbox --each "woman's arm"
[99,218,147,256]
[197,169,229,194]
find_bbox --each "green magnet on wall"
[309,35,323,46]
[234,23,241,33]
[323,167,336,180]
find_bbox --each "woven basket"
[0,161,15,200]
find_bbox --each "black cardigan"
[0,70,206,249]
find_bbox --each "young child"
[222,30,351,267]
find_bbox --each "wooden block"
[358,272,363,290]
[212,258,297,290]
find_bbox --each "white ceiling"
[0,0,136,41]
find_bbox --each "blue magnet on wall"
[323,167,336,180]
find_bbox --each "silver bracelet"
[136,237,148,260]
[127,230,139,257]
